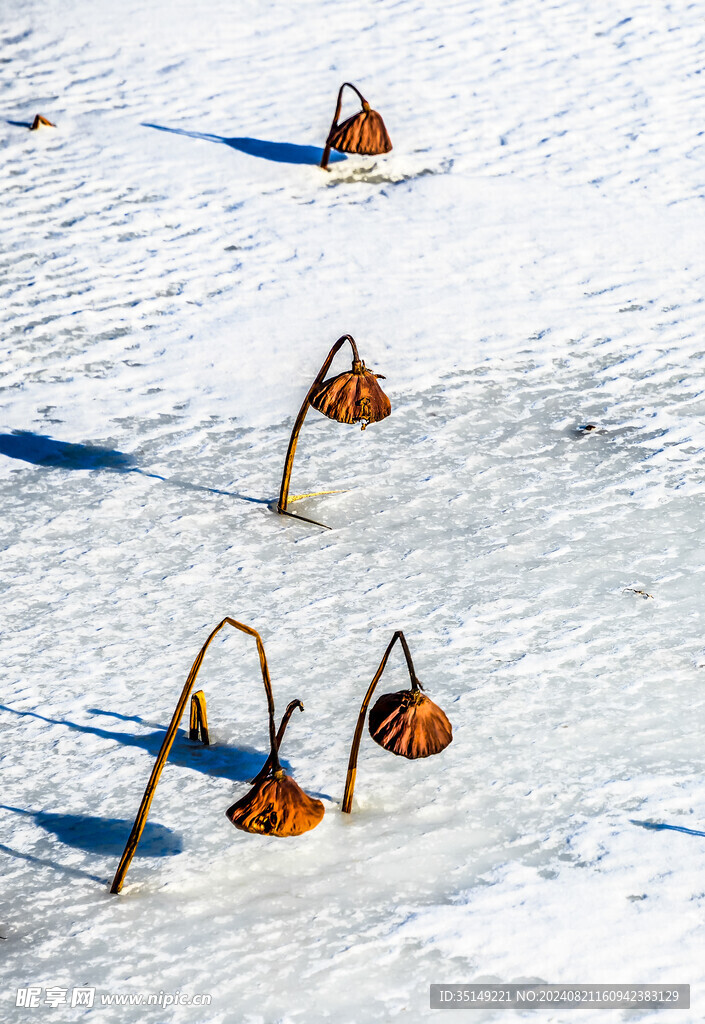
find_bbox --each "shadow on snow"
[142,123,346,165]
[630,819,705,838]
[0,805,182,858]
[0,703,282,784]
[0,842,109,885]
[0,431,268,504]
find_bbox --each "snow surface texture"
[2,0,705,1021]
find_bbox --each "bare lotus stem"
[189,690,210,745]
[321,82,366,170]
[342,631,452,813]
[277,333,390,529]
[278,334,357,527]
[110,617,281,894]
[250,699,303,785]
[341,631,418,813]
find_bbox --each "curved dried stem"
[341,630,420,814]
[276,334,359,525]
[321,83,368,170]
[250,699,304,785]
[110,617,279,894]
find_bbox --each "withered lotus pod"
[310,359,391,430]
[341,631,453,814]
[110,617,311,894]
[30,115,55,130]
[226,769,324,837]
[368,688,453,759]
[321,83,392,170]
[277,334,391,529]
[327,105,392,157]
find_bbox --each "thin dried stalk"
[341,631,419,813]
[277,334,361,527]
[321,83,367,170]
[110,618,280,894]
[250,699,304,785]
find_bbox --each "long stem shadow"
[142,123,346,165]
[0,704,282,783]
[0,805,182,858]
[630,819,705,838]
[0,431,269,505]
[0,841,108,885]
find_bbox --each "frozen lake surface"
[2,0,705,1021]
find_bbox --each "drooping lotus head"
[226,769,324,837]
[328,101,392,157]
[310,359,391,430]
[368,688,453,759]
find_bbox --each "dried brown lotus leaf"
[328,107,392,156]
[368,689,453,759]
[226,772,324,837]
[310,361,391,429]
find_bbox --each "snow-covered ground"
[2,0,705,1021]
